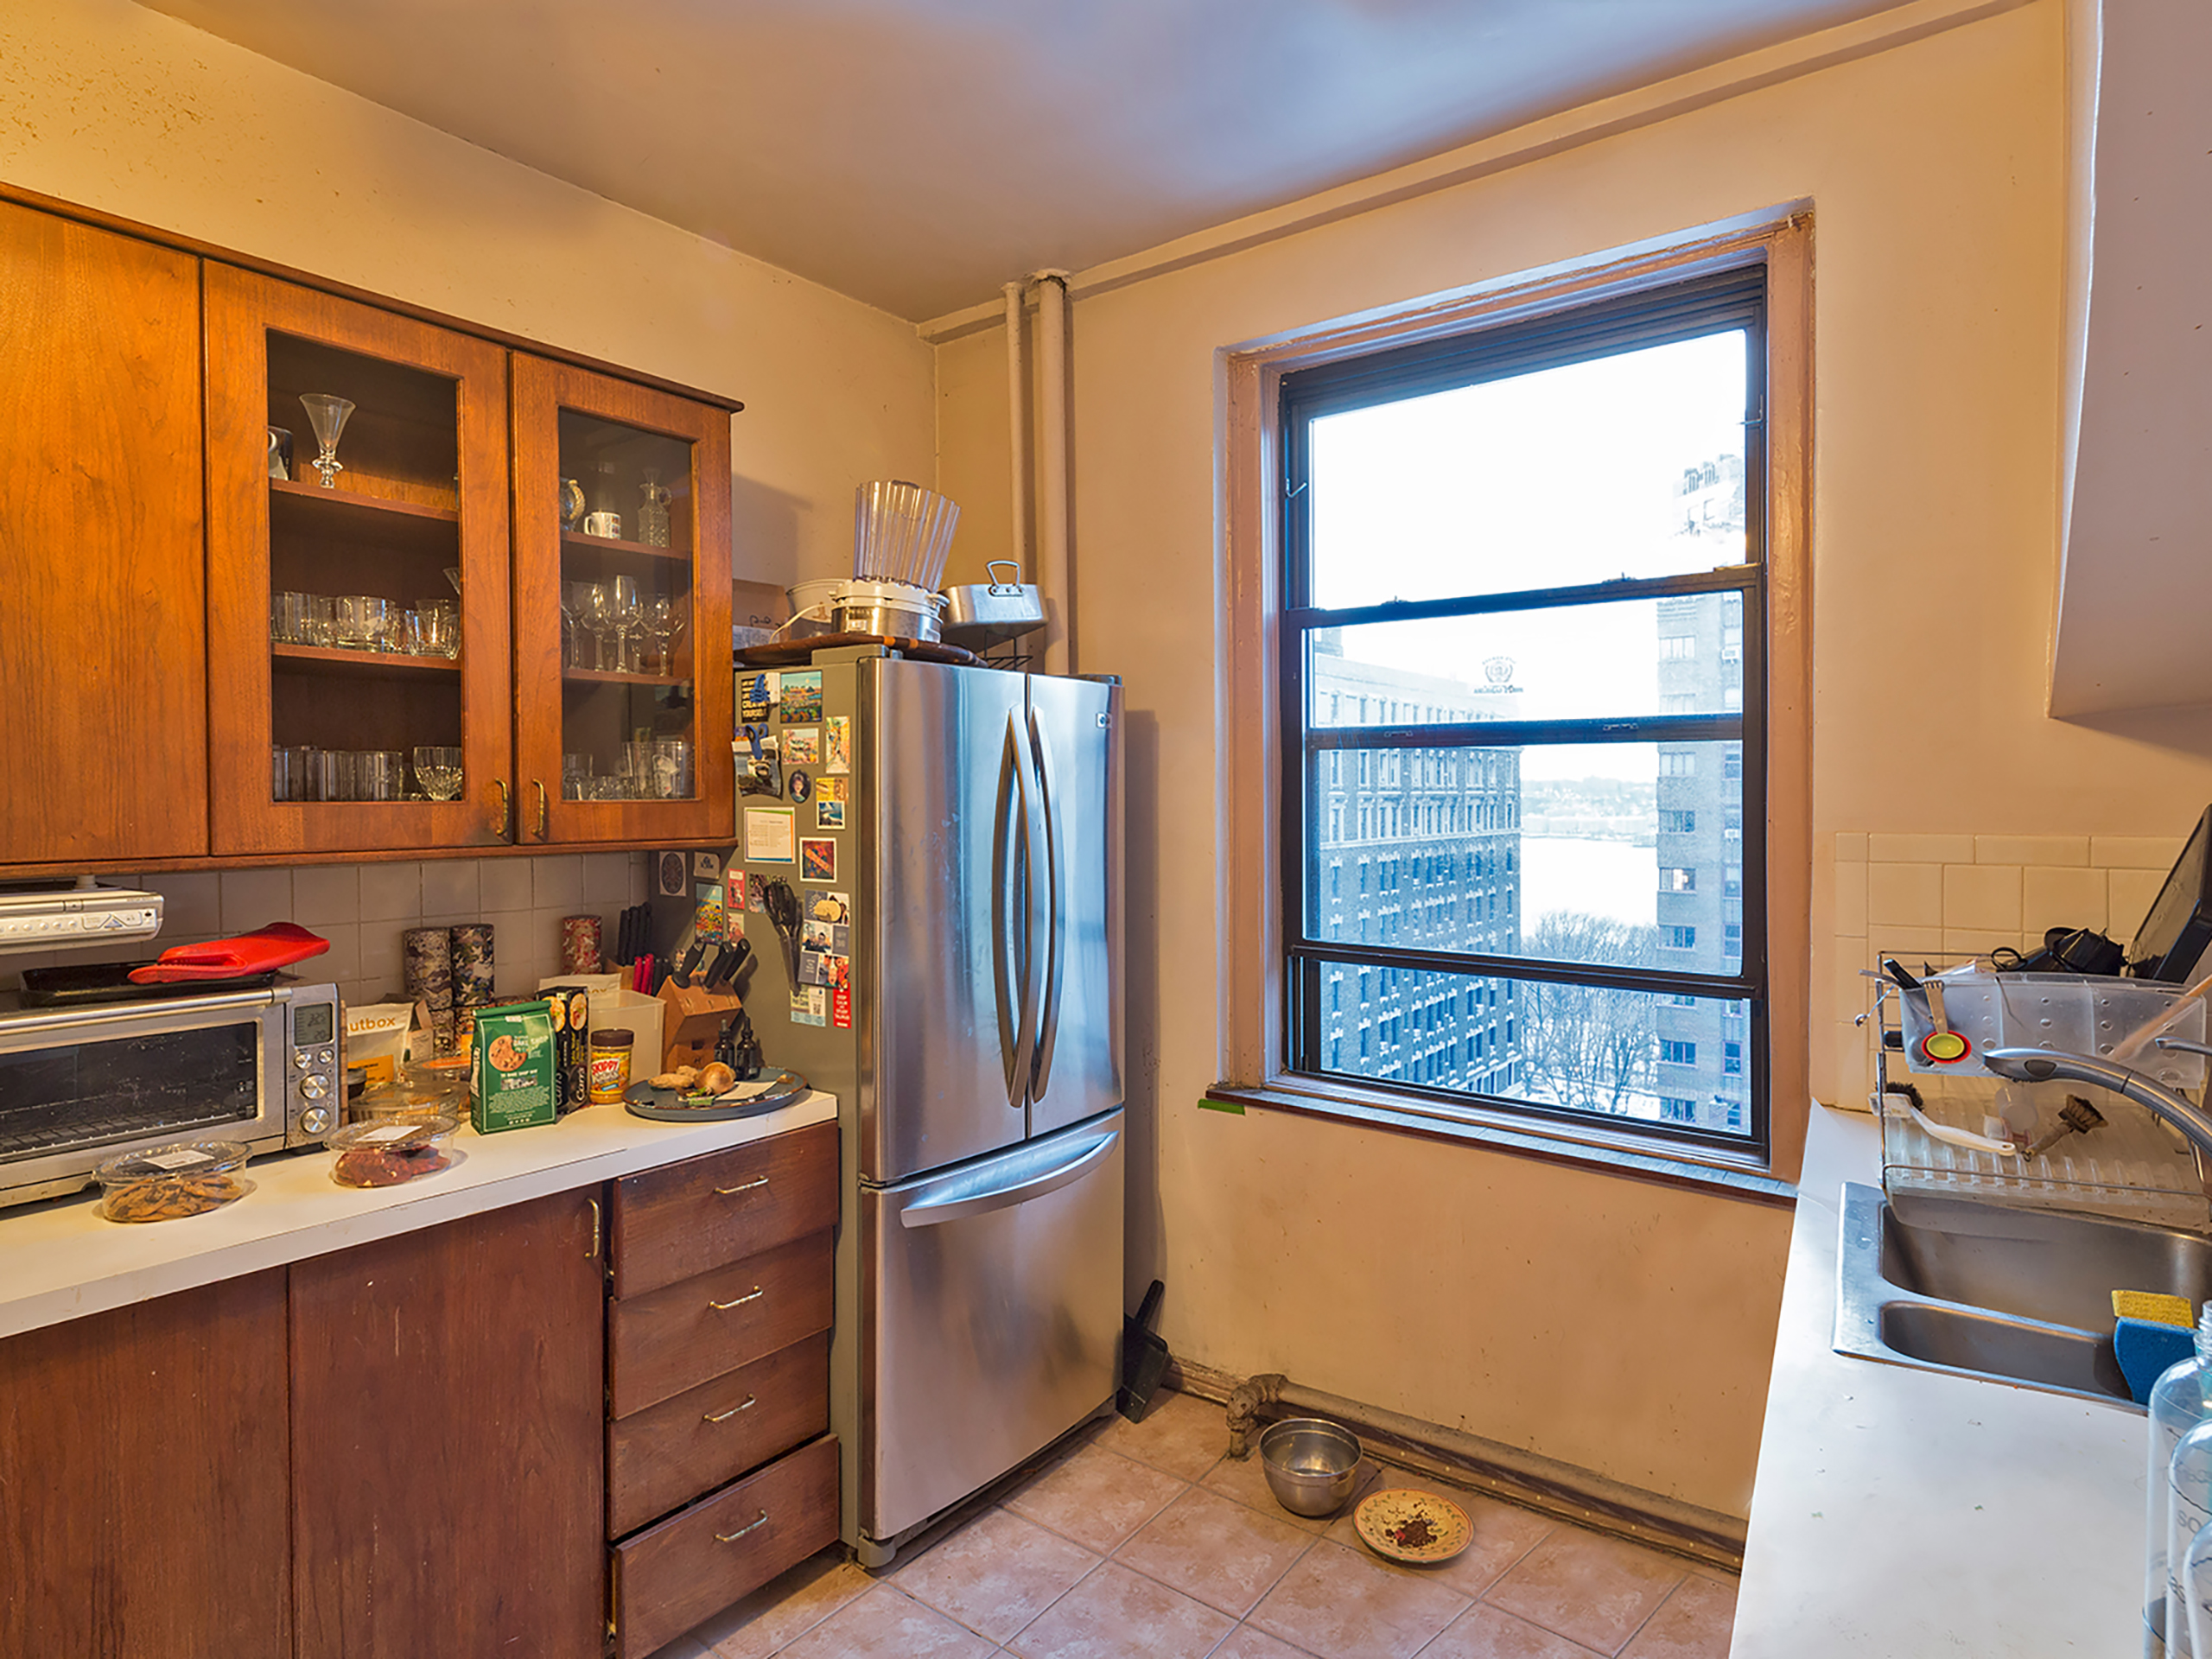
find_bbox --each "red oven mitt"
[127,922,332,983]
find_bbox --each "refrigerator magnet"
[816,776,848,804]
[740,671,778,723]
[816,799,845,830]
[787,769,811,804]
[655,850,689,897]
[824,716,851,774]
[779,670,823,723]
[801,838,836,882]
[804,889,850,925]
[791,986,827,1027]
[692,852,722,879]
[831,984,852,1029]
[783,726,821,766]
[695,883,726,943]
[743,807,796,863]
[745,872,767,914]
[737,726,783,798]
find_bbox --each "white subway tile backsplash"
[479,857,536,914]
[1834,831,1869,863]
[1942,864,2021,931]
[2094,836,2186,871]
[1942,926,2025,959]
[290,864,360,926]
[420,859,480,917]
[2110,868,2166,935]
[1869,833,1975,865]
[1974,834,2088,868]
[532,854,584,910]
[219,868,294,932]
[311,922,361,984]
[1870,925,1947,958]
[583,852,633,906]
[358,861,423,921]
[2021,866,2107,935]
[1867,862,1943,927]
[149,871,221,937]
[1834,863,1867,936]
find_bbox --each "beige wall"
[938,0,2212,1516]
[0,0,935,592]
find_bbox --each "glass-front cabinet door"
[511,357,733,845]
[205,265,515,854]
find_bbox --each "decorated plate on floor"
[1354,1489,1473,1563]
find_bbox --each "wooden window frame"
[1215,213,1812,1190]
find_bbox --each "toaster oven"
[0,981,341,1208]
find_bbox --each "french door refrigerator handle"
[991,712,1039,1110]
[894,1126,1120,1228]
[1027,704,1065,1101]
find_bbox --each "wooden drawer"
[611,1120,837,1299]
[607,1331,830,1537]
[612,1433,838,1659]
[607,1230,831,1418]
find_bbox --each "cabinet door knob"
[534,779,550,841]
[714,1175,770,1197]
[702,1395,756,1423]
[490,779,511,838]
[715,1512,769,1544]
[707,1286,764,1311]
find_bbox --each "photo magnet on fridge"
[824,716,851,774]
[746,872,767,914]
[736,726,783,798]
[783,727,821,766]
[739,671,778,723]
[655,850,689,898]
[787,769,811,804]
[779,670,823,723]
[695,883,726,943]
[801,838,836,882]
[816,799,845,830]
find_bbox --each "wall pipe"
[1001,280,1031,582]
[1033,270,1071,676]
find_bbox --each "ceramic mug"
[583,511,622,539]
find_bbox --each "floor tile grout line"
[995,1548,1109,1656]
[1603,1566,1704,1659]
[1105,1504,1326,1623]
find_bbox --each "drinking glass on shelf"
[298,393,356,489]
[653,737,692,800]
[578,582,614,671]
[333,595,391,652]
[559,582,584,669]
[411,746,463,801]
[562,753,591,800]
[404,600,459,658]
[305,596,337,646]
[357,751,404,802]
[610,575,644,673]
[270,592,311,645]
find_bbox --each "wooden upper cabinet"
[204,264,515,855]
[512,355,734,846]
[0,203,208,865]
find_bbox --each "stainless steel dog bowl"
[1259,1417,1363,1517]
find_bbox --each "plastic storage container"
[2175,1421,2212,1658]
[2147,1309,2212,1656]
[93,1140,253,1223]
[326,1116,459,1188]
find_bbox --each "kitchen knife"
[672,939,707,988]
[705,936,750,991]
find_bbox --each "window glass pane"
[1306,741,1744,971]
[1305,957,1753,1139]
[1306,331,1748,608]
[1310,591,1745,727]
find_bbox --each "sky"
[1309,329,1746,782]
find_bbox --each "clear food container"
[354,1056,471,1123]
[327,1116,460,1188]
[94,1140,253,1223]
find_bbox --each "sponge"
[2114,1290,2196,1328]
[2117,1317,2199,1404]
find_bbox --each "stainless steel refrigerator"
[728,651,1124,1567]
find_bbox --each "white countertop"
[1732,1103,2145,1655]
[0,1092,836,1341]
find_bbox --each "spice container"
[94,1141,253,1224]
[327,1116,460,1188]
[588,1027,634,1103]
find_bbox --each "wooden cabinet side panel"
[0,201,208,864]
[290,1189,605,1659]
[0,1271,290,1659]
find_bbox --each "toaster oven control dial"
[299,1104,334,1137]
[294,1051,313,1070]
[299,1073,329,1101]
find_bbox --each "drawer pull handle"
[703,1395,757,1423]
[709,1287,764,1311]
[715,1176,771,1196]
[715,1512,769,1544]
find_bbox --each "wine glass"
[410,747,463,801]
[610,575,644,673]
[643,594,685,677]
[298,394,356,489]
[578,582,614,671]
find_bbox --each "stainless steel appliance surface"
[729,650,1123,1565]
[0,981,341,1206]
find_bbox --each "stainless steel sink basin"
[1836,1182,2212,1409]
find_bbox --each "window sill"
[1203,1077,1796,1207]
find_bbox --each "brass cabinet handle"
[534,779,550,841]
[715,1512,768,1544]
[702,1395,757,1424]
[490,779,511,838]
[587,1196,601,1260]
[715,1176,769,1197]
[707,1286,764,1311]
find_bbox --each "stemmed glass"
[610,575,644,673]
[643,594,684,677]
[298,394,356,488]
[559,581,585,669]
[578,582,614,671]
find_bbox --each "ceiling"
[142,0,1910,321]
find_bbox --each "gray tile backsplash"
[3,854,649,1011]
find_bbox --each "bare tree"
[1515,912,1662,1116]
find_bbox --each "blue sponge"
[2117,1317,2196,1404]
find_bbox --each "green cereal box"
[470,1000,558,1134]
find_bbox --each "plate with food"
[625,1061,810,1122]
[1353,1489,1474,1564]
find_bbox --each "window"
[1277,264,1770,1154]
[1723,1040,1744,1075]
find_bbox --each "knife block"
[656,980,743,1075]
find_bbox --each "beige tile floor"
[654,1392,1737,1659]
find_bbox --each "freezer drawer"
[860,1110,1124,1543]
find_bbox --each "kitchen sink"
[1836,1182,2212,1409]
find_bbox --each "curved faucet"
[1984,1046,2212,1157]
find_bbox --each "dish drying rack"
[1859,957,2212,1229]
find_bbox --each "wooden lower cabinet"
[0,1271,292,1659]
[290,1189,607,1659]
